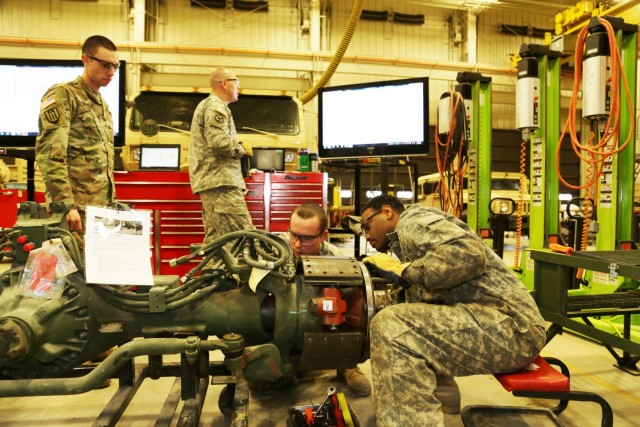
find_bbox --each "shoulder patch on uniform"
[43,107,60,123]
[214,114,225,123]
[41,95,57,110]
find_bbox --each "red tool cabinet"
[114,171,326,276]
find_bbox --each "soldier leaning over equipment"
[360,194,546,427]
[283,203,372,397]
[35,35,120,243]
[189,67,254,246]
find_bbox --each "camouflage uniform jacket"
[189,94,247,194]
[35,76,116,210]
[389,204,545,334]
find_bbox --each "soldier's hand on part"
[363,253,410,288]
[67,209,83,232]
[241,142,253,157]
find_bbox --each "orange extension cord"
[433,91,467,218]
[513,137,528,270]
[555,17,634,279]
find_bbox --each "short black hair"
[291,203,328,232]
[82,35,117,55]
[363,194,405,214]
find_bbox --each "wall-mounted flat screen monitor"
[318,77,429,159]
[139,144,181,171]
[0,58,126,148]
[250,148,285,172]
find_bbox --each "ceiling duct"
[361,9,388,21]
[234,0,268,11]
[190,0,225,8]
[190,0,268,11]
[498,24,553,39]
[393,13,425,25]
[361,9,424,25]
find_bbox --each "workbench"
[531,249,640,372]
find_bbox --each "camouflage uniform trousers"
[370,302,546,427]
[199,186,254,250]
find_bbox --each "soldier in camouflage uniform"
[284,202,372,397]
[189,67,253,246]
[361,195,546,427]
[35,35,119,239]
[284,203,342,258]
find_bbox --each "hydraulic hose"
[299,0,364,104]
[433,90,468,218]
[92,229,294,313]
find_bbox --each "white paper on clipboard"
[84,206,154,286]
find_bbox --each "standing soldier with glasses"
[189,67,254,248]
[36,35,122,387]
[36,35,120,246]
[285,203,372,397]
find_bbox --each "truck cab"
[122,89,312,171]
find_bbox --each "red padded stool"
[462,355,613,427]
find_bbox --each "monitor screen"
[318,77,429,159]
[250,148,285,172]
[139,144,181,171]
[0,58,126,148]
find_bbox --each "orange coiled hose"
[434,91,468,218]
[513,137,528,270]
[555,17,634,268]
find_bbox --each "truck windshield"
[129,92,300,135]
[231,94,300,135]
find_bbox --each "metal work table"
[531,250,640,372]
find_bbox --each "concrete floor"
[0,237,639,426]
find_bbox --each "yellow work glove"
[240,141,253,157]
[363,253,411,288]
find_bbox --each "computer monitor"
[249,148,285,172]
[318,77,429,159]
[139,144,181,171]
[0,58,126,148]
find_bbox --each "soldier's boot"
[337,367,372,397]
[435,375,461,414]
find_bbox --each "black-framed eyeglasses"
[288,227,322,246]
[83,52,120,71]
[221,78,240,86]
[359,210,382,236]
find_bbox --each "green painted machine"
[515,16,640,372]
[515,43,562,289]
[456,72,492,237]
[0,202,381,426]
